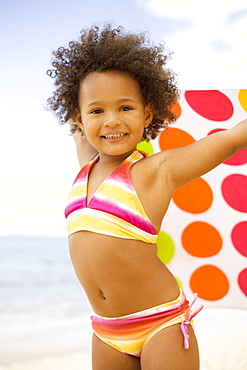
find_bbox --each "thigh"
[92,334,141,370]
[141,324,199,370]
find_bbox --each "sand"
[1,353,91,370]
[2,308,246,370]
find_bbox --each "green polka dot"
[137,140,154,155]
[157,231,175,265]
[175,276,183,290]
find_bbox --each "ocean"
[0,236,92,367]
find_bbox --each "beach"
[1,237,246,370]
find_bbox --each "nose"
[103,111,121,128]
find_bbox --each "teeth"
[104,133,126,139]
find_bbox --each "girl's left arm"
[160,118,247,190]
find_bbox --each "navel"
[100,290,106,300]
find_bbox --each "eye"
[120,106,133,111]
[90,109,103,114]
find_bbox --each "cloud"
[142,0,247,88]
[227,8,247,23]
[143,0,247,23]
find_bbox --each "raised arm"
[71,126,98,168]
[159,118,247,190]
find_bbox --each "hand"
[69,122,98,167]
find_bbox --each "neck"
[97,149,137,166]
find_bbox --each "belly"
[68,231,179,317]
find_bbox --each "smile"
[103,133,126,139]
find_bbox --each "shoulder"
[133,150,171,183]
[137,150,171,169]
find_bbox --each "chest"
[87,166,111,205]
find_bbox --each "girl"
[47,24,247,370]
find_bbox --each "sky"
[0,0,246,237]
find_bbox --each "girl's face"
[75,70,153,157]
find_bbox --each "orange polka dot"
[163,101,182,121]
[159,128,195,151]
[170,101,182,120]
[173,178,213,214]
[171,101,182,119]
[182,221,222,257]
[190,265,229,301]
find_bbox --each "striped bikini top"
[65,150,157,244]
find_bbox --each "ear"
[144,103,154,128]
[74,108,84,131]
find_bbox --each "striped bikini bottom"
[90,290,203,357]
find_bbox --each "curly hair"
[46,23,179,141]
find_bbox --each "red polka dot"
[238,269,247,296]
[173,178,213,214]
[190,265,229,301]
[221,174,247,212]
[231,222,247,257]
[185,90,233,121]
[208,129,247,165]
[182,221,222,257]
